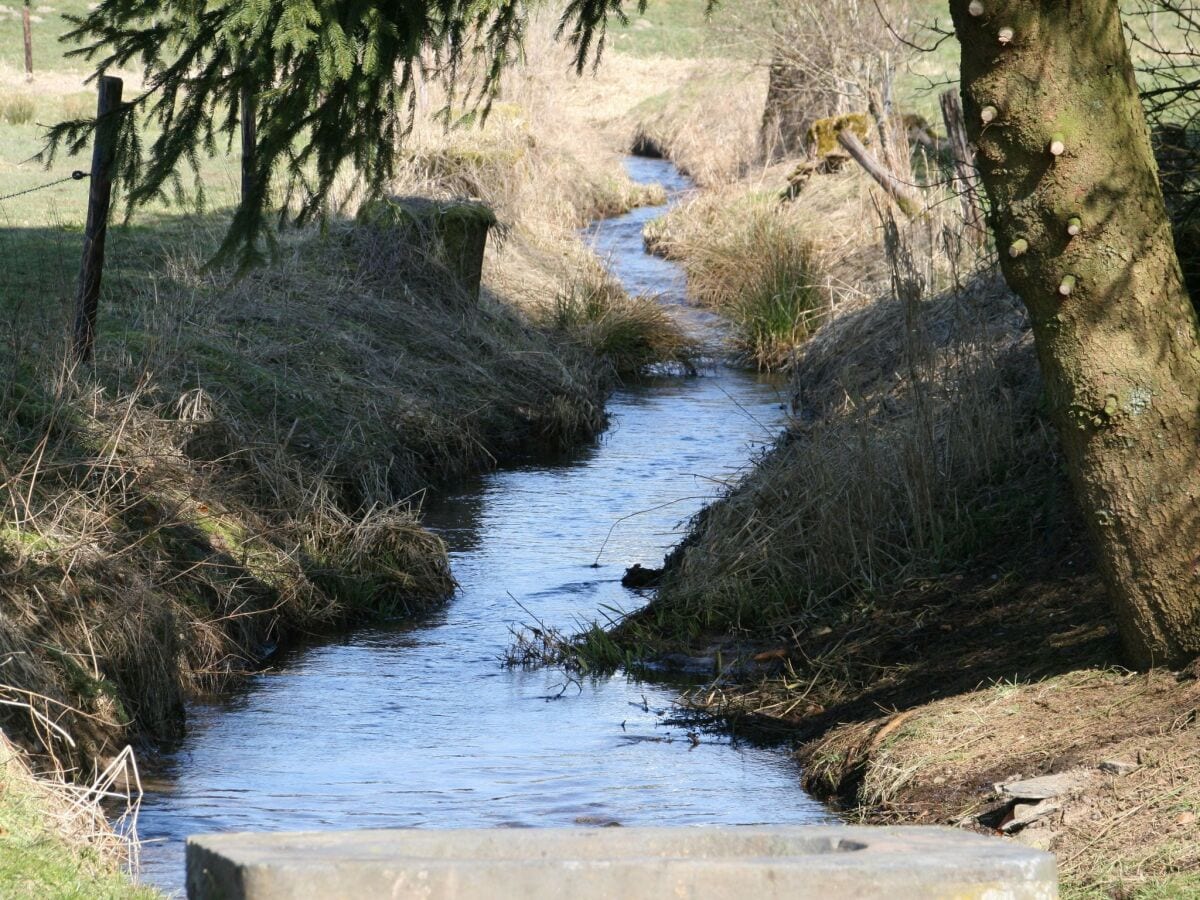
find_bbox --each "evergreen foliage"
[42,0,678,269]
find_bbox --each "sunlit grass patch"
[646,189,826,370]
[543,262,698,376]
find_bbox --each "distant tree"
[46,0,663,269]
[948,0,1200,666]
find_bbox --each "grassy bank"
[0,5,698,795]
[536,4,1200,896]
[0,736,155,898]
[601,191,1196,897]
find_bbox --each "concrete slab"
[186,825,1057,899]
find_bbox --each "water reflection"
[133,157,831,894]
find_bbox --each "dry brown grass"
[797,669,1200,898]
[0,25,696,770]
[0,354,458,766]
[612,88,1034,633]
[644,185,828,369]
[628,245,1055,640]
[626,63,768,186]
[0,732,155,897]
[536,259,700,376]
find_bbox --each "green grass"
[0,0,94,72]
[0,759,159,899]
[724,216,825,370]
[0,106,240,325]
[1063,873,1200,899]
[605,0,750,58]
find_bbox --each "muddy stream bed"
[134,157,832,893]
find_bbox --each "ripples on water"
[134,157,832,893]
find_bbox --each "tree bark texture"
[760,55,814,162]
[949,0,1200,666]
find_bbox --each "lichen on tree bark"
[949,0,1200,666]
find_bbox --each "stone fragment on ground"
[1000,799,1060,834]
[1098,758,1138,776]
[995,771,1088,801]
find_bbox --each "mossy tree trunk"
[949,0,1200,666]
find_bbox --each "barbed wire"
[0,170,89,205]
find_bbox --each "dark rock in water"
[644,653,717,676]
[573,815,622,827]
[622,564,663,588]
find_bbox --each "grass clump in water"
[543,263,698,376]
[647,191,827,370]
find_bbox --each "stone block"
[187,825,1057,899]
[357,196,495,300]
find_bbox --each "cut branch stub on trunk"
[949,0,1200,667]
[836,129,923,219]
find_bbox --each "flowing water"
[134,157,832,893]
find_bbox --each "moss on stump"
[358,197,497,300]
[805,112,871,159]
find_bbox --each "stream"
[134,157,832,893]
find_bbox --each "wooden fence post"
[240,86,256,205]
[73,75,123,364]
[939,89,987,247]
[22,1,33,80]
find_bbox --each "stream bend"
[135,157,832,893]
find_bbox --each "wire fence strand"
[0,170,89,205]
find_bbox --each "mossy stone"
[805,112,871,158]
[358,196,497,299]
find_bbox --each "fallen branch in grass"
[837,130,923,219]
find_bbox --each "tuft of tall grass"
[721,216,826,369]
[647,191,827,370]
[1,95,35,125]
[543,263,698,376]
